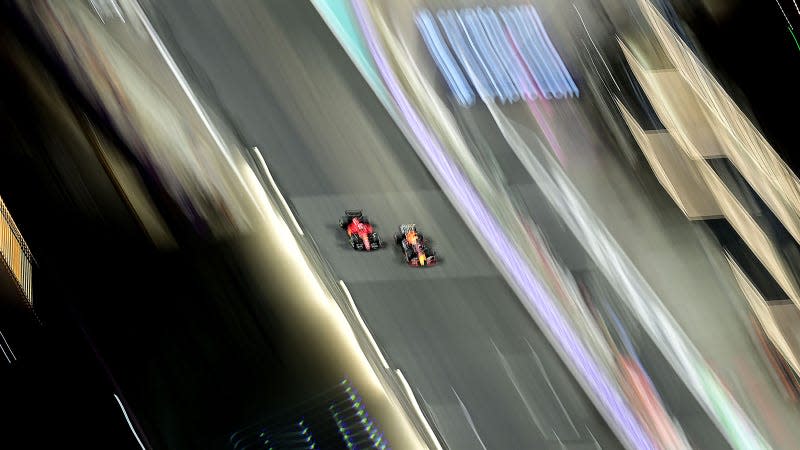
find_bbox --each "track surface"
[147,1,624,448]
[145,0,734,448]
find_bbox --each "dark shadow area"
[0,4,366,448]
[705,219,788,302]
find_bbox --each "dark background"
[0,4,296,448]
[0,5,141,448]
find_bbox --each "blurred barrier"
[348,1,663,448]
[488,56,770,450]
[247,148,448,450]
[407,1,772,447]
[0,194,33,306]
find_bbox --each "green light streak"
[789,26,800,53]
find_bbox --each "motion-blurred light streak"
[33,0,252,238]
[438,10,494,104]
[453,9,509,103]
[395,369,444,450]
[477,7,537,100]
[0,341,11,365]
[114,394,146,450]
[500,28,569,165]
[773,0,800,52]
[419,5,577,105]
[501,6,578,99]
[602,303,689,449]
[491,338,548,437]
[415,10,474,107]
[485,100,769,450]
[444,13,752,441]
[352,1,657,448]
[573,3,620,92]
[523,5,579,97]
[620,357,688,449]
[251,147,304,236]
[498,7,544,99]
[524,222,688,447]
[520,88,568,165]
[451,387,489,450]
[461,9,518,103]
[635,0,800,256]
[500,6,555,99]
[89,0,125,23]
[725,252,800,396]
[127,0,258,228]
[518,6,566,98]
[340,280,390,370]
[626,3,800,426]
[525,337,580,437]
[0,330,15,362]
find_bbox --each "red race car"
[339,210,383,251]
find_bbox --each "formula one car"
[339,210,382,251]
[394,224,437,267]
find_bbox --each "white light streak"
[251,147,304,236]
[573,4,620,91]
[395,369,444,450]
[339,280,389,370]
[0,330,15,361]
[114,394,146,450]
[451,386,488,450]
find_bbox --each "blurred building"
[617,0,800,395]
[0,193,32,309]
[0,193,33,367]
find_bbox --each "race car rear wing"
[344,209,364,218]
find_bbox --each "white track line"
[396,369,444,450]
[251,147,303,236]
[339,280,388,369]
